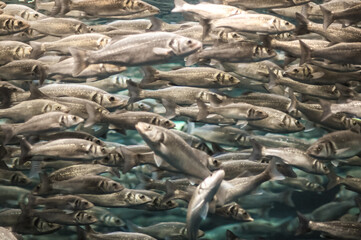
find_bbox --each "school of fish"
[0,0,361,239]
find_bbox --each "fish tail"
[295,212,310,236]
[0,86,13,108]
[226,230,239,240]
[249,139,264,160]
[26,194,38,207]
[200,18,211,41]
[120,147,138,174]
[110,167,120,178]
[209,94,223,107]
[19,137,32,165]
[319,99,332,122]
[35,172,52,195]
[299,40,311,65]
[287,88,298,114]
[161,98,178,119]
[282,190,295,208]
[267,66,279,89]
[260,34,272,49]
[320,5,334,30]
[326,170,342,190]
[135,172,152,189]
[84,104,102,128]
[69,47,90,77]
[126,220,141,232]
[163,180,177,203]
[29,160,43,178]
[76,226,87,240]
[172,0,187,13]
[266,159,285,181]
[51,0,70,16]
[126,79,143,104]
[196,99,209,121]
[29,41,44,59]
[1,124,14,145]
[140,66,159,85]
[185,52,199,66]
[295,12,309,35]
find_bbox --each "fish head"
[281,115,305,132]
[20,9,43,21]
[32,217,61,233]
[207,157,222,170]
[127,101,152,111]
[149,196,178,210]
[74,211,97,224]
[61,114,84,127]
[312,159,330,174]
[14,45,32,59]
[125,191,152,205]
[199,169,225,191]
[74,22,92,34]
[325,85,341,99]
[253,45,276,60]
[97,36,112,50]
[102,214,125,227]
[132,0,160,15]
[44,102,69,113]
[158,118,175,129]
[247,107,268,120]
[71,197,94,210]
[217,30,245,43]
[285,65,307,80]
[170,36,202,56]
[307,182,325,192]
[98,179,124,193]
[270,17,295,33]
[102,94,128,108]
[136,122,166,147]
[307,140,336,159]
[213,72,240,85]
[11,172,31,186]
[9,16,30,33]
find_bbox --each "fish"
[77,225,157,240]
[3,4,46,21]
[0,40,33,65]
[296,212,361,239]
[320,4,361,30]
[0,14,30,36]
[51,0,160,18]
[172,0,244,20]
[186,169,225,240]
[221,0,310,9]
[28,208,98,225]
[70,32,202,76]
[27,194,94,210]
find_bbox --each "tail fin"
[172,0,187,13]
[27,194,38,207]
[29,160,43,178]
[126,80,142,104]
[147,17,163,32]
[249,139,265,161]
[69,47,90,77]
[266,160,285,181]
[209,94,223,107]
[295,12,310,35]
[295,212,310,236]
[226,230,239,240]
[267,67,279,89]
[51,0,70,16]
[161,98,178,119]
[200,18,211,41]
[299,40,312,65]
[0,87,14,108]
[1,124,14,145]
[110,167,120,178]
[185,52,199,66]
[282,190,295,208]
[319,99,332,122]
[34,172,52,195]
[29,41,44,59]
[196,99,209,121]
[320,5,334,30]
[260,34,272,49]
[140,66,159,85]
[119,147,138,174]
[20,138,32,165]
[29,84,49,100]
[288,88,298,114]
[84,104,103,128]
[326,171,342,190]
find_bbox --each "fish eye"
[317,146,322,152]
[109,96,115,101]
[34,13,39,18]
[96,140,101,145]
[187,40,192,45]
[139,195,145,199]
[138,2,144,7]
[232,33,238,38]
[285,22,290,25]
[55,106,61,110]
[293,69,299,73]
[323,166,328,170]
[72,116,77,121]
[87,215,92,220]
[18,21,23,26]
[112,183,118,188]
[166,201,173,206]
[101,148,106,153]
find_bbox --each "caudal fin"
[326,171,342,190]
[172,0,187,13]
[29,41,44,59]
[320,5,334,30]
[161,98,178,119]
[266,159,285,181]
[295,212,311,236]
[20,138,32,165]
[69,47,90,77]
[84,104,102,128]
[196,99,209,121]
[51,0,70,16]
[126,80,142,104]
[249,139,265,161]
[319,99,332,122]
[299,40,312,65]
[1,124,14,145]
[140,66,159,85]
[287,88,298,114]
[295,12,310,35]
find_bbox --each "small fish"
[320,4,361,30]
[0,40,32,65]
[0,14,30,36]
[187,170,225,240]
[28,209,97,225]
[27,194,94,210]
[327,171,361,194]
[77,225,157,240]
